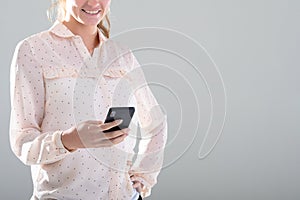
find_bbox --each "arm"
[127,53,168,198]
[9,40,71,165]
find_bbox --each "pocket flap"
[102,68,128,78]
[43,68,79,79]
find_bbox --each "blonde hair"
[47,0,111,38]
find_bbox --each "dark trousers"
[138,195,143,200]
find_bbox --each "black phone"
[103,107,135,133]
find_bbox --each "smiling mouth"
[81,9,101,15]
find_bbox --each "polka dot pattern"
[9,22,167,199]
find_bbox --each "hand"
[62,119,130,150]
[129,173,144,193]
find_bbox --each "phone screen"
[103,107,135,133]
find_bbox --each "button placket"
[72,37,102,74]
[73,36,90,63]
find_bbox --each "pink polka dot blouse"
[9,21,167,200]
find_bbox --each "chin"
[80,19,101,27]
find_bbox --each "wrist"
[61,126,77,152]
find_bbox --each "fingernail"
[116,119,123,123]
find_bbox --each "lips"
[81,9,101,15]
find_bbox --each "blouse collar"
[49,21,107,42]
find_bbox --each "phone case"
[103,107,135,133]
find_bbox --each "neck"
[63,17,100,54]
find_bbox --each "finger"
[132,181,143,193]
[100,119,123,130]
[130,175,138,181]
[128,170,135,176]
[105,128,130,139]
[136,185,142,193]
[99,132,128,146]
[85,120,103,125]
[132,181,141,188]
[109,133,128,145]
[131,176,144,185]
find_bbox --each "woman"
[9,0,167,199]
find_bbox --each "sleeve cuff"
[53,131,72,154]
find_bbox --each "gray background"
[1,0,300,199]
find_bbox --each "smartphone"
[103,107,135,133]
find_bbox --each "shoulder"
[14,29,53,53]
[102,39,139,73]
[102,39,137,65]
[103,39,132,55]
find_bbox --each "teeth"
[82,9,100,14]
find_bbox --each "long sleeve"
[126,52,168,198]
[9,40,70,166]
